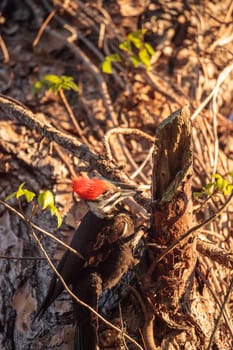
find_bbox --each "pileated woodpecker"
[36,177,142,350]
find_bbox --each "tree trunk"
[143,106,217,349]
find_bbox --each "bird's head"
[72,177,112,201]
[72,177,138,218]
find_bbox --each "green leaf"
[130,55,141,68]
[119,40,132,52]
[128,35,141,49]
[193,173,233,198]
[203,182,215,195]
[224,184,233,195]
[5,183,36,203]
[101,60,113,74]
[16,183,36,202]
[38,191,62,227]
[42,75,61,94]
[138,48,151,69]
[127,29,147,49]
[111,53,121,62]
[5,191,17,201]
[212,174,228,193]
[38,190,54,210]
[23,189,37,202]
[212,174,221,180]
[43,74,61,85]
[15,182,26,198]
[59,76,79,92]
[144,42,155,56]
[50,205,62,228]
[35,74,79,94]
[101,54,121,74]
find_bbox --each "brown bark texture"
[142,106,226,350]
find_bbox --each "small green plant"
[193,173,233,198]
[101,29,156,74]
[6,183,62,228]
[34,74,78,94]
[33,74,85,140]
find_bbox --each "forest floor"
[0,1,233,349]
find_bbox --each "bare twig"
[52,143,77,178]
[207,274,233,350]
[125,284,157,350]
[197,263,233,338]
[104,127,154,161]
[103,127,155,184]
[58,89,88,145]
[191,62,233,121]
[118,304,129,350]
[0,94,149,209]
[0,94,98,162]
[131,146,153,181]
[33,9,56,47]
[0,34,10,63]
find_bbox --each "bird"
[36,176,142,350]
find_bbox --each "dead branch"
[0,93,150,209]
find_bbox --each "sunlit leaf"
[50,205,62,228]
[34,74,79,94]
[38,191,62,227]
[224,184,233,195]
[196,173,233,198]
[101,59,113,74]
[5,191,17,201]
[5,183,36,203]
[59,76,79,91]
[119,40,132,52]
[127,29,147,49]
[212,174,229,193]
[38,190,54,210]
[130,55,141,68]
[23,189,37,202]
[16,183,36,202]
[138,48,151,69]
[101,54,121,74]
[212,174,221,180]
[144,43,155,56]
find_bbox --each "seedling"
[193,173,233,198]
[101,29,156,74]
[6,182,62,228]
[34,74,78,94]
[33,74,86,140]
